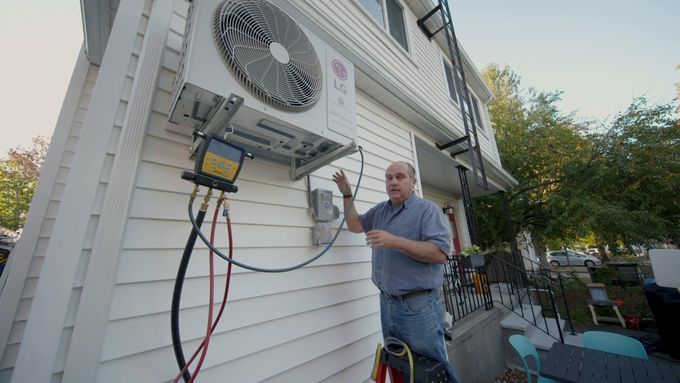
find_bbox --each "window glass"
[359,0,384,25]
[386,0,408,50]
[443,60,457,102]
[456,76,468,113]
[471,95,484,130]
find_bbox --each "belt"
[381,289,433,301]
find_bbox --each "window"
[443,59,458,102]
[471,95,485,131]
[358,0,408,50]
[386,0,407,50]
[359,0,384,25]
[444,60,486,132]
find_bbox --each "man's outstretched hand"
[332,170,353,196]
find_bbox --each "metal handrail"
[442,256,493,322]
[485,251,574,343]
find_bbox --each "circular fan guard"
[212,0,323,113]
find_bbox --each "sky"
[0,1,678,156]
[0,2,82,156]
[451,0,679,123]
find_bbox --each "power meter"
[181,133,248,193]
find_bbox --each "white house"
[0,0,516,382]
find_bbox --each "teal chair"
[582,331,648,359]
[508,335,559,383]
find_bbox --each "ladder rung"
[450,148,469,157]
[436,135,468,151]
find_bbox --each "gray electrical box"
[310,188,339,222]
[312,222,334,245]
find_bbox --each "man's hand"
[333,169,363,233]
[332,170,353,196]
[367,230,447,264]
[365,230,398,248]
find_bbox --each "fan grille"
[212,0,323,113]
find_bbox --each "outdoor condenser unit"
[168,0,358,179]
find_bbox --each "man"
[333,161,457,382]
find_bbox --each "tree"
[675,64,679,114]
[0,136,49,232]
[476,65,594,251]
[478,64,679,255]
[586,99,680,248]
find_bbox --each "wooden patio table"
[541,342,680,383]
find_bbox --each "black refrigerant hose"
[171,209,206,383]
[170,147,364,380]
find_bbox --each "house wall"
[91,2,427,377]
[0,0,490,381]
[1,1,150,382]
[285,0,502,166]
[0,58,99,382]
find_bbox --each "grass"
[553,272,653,327]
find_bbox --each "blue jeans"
[380,290,458,382]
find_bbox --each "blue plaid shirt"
[359,193,450,295]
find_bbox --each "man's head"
[385,161,417,205]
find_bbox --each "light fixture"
[442,202,455,216]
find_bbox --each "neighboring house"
[0,0,516,382]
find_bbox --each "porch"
[441,256,680,383]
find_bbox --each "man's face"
[385,162,416,205]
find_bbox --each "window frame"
[442,58,459,105]
[470,93,485,132]
[356,0,410,52]
[384,0,408,51]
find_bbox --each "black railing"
[441,250,576,345]
[485,251,576,343]
[442,256,493,321]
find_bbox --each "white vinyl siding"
[292,1,501,169]
[1,1,150,381]
[0,62,99,382]
[88,3,419,380]
[94,80,416,382]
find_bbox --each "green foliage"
[458,244,481,256]
[477,64,679,250]
[0,137,49,231]
[586,99,680,246]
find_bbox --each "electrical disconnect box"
[311,189,339,222]
[310,188,340,245]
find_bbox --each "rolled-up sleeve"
[420,204,451,256]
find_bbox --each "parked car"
[546,250,601,267]
[586,248,601,257]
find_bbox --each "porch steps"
[500,303,583,349]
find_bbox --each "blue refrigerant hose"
[187,147,365,273]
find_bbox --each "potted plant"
[459,245,485,268]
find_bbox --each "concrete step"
[500,304,543,332]
[501,304,583,350]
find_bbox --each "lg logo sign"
[332,59,347,80]
[332,59,348,105]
